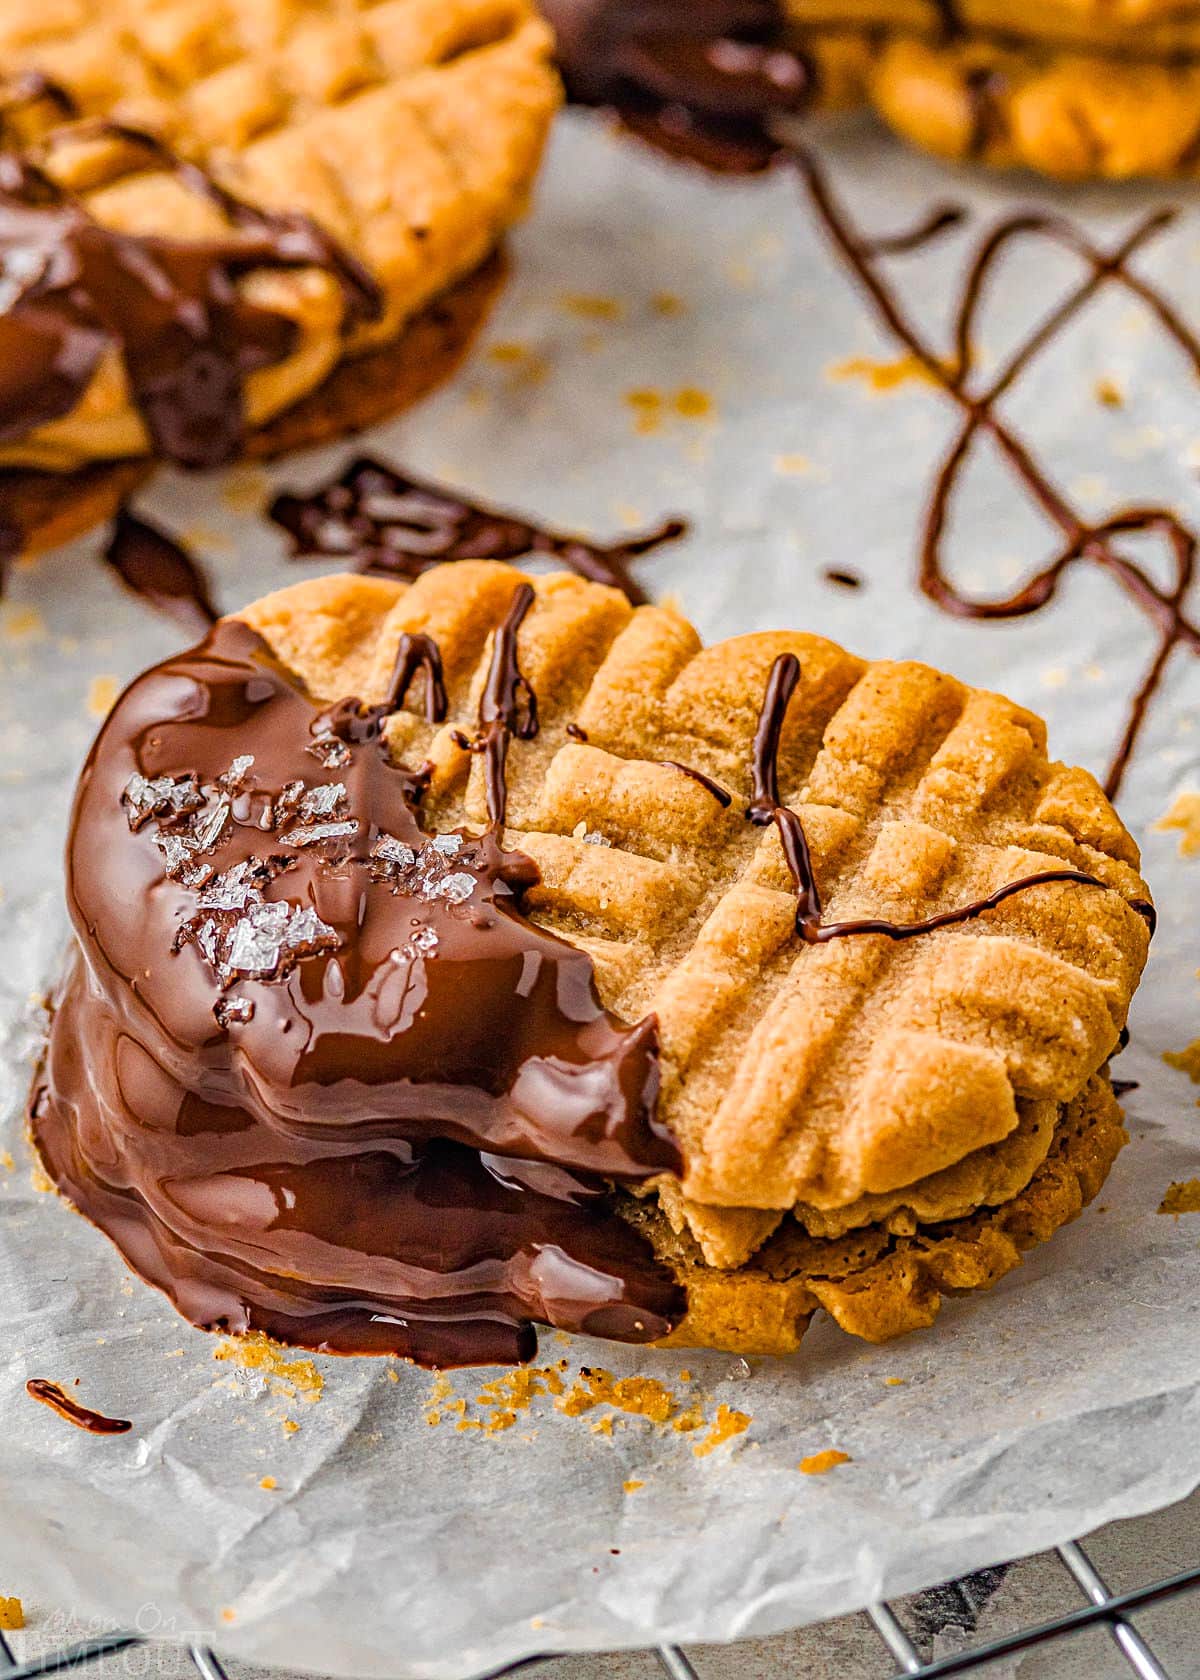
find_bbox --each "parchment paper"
[2,113,1200,1679]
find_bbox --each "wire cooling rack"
[3,1533,1198,1680]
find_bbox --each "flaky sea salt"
[199,861,264,913]
[214,996,255,1028]
[372,834,417,870]
[433,871,475,905]
[225,901,292,977]
[307,733,352,769]
[298,783,345,820]
[218,755,255,791]
[280,820,358,848]
[431,834,463,857]
[121,771,203,830]
[191,799,230,854]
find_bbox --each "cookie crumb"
[800,1449,851,1475]
[559,293,623,322]
[693,1404,750,1458]
[1159,1179,1200,1215]
[1162,1040,1200,1082]
[213,1335,322,1402]
[87,676,119,718]
[0,1596,24,1630]
[258,1476,276,1490]
[884,1377,905,1387]
[829,353,942,393]
[1094,377,1123,408]
[1,605,44,641]
[558,1368,675,1423]
[622,1479,644,1493]
[673,387,713,420]
[652,292,685,316]
[1154,792,1200,857]
[281,1419,300,1435]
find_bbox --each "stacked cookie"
[0,0,559,551]
[545,0,1200,179]
[783,0,1200,178]
[36,564,1152,1362]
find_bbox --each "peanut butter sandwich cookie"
[0,0,559,558]
[546,0,1200,179]
[31,563,1152,1367]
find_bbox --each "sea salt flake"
[299,782,345,820]
[307,734,351,769]
[372,834,416,870]
[121,771,202,830]
[431,833,463,857]
[276,780,306,816]
[409,925,438,954]
[284,906,338,954]
[225,901,292,977]
[156,831,197,877]
[433,871,475,905]
[191,799,230,854]
[280,819,358,848]
[199,861,263,913]
[218,755,255,791]
[214,996,255,1028]
[583,831,611,847]
[195,919,222,965]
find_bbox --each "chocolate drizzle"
[786,143,1200,799]
[542,0,811,172]
[270,456,686,606]
[104,507,218,636]
[857,204,967,258]
[659,760,733,807]
[477,581,539,825]
[26,1378,131,1435]
[0,115,380,470]
[32,612,683,1367]
[748,654,1155,944]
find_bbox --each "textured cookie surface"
[0,0,558,472]
[783,1,1200,177]
[238,565,1151,1272]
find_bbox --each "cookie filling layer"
[0,112,381,474]
[31,615,684,1367]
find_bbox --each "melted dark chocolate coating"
[748,653,1155,943]
[32,616,683,1367]
[104,507,218,636]
[0,121,380,472]
[270,455,687,607]
[543,0,811,171]
[26,1378,132,1435]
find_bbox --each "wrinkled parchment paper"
[2,114,1200,1679]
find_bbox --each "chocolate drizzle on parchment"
[26,1377,131,1435]
[550,9,1200,799]
[104,507,218,636]
[32,605,683,1368]
[270,456,687,607]
[788,145,1200,799]
[749,652,1156,943]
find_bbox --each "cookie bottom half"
[624,1073,1126,1357]
[1,251,504,566]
